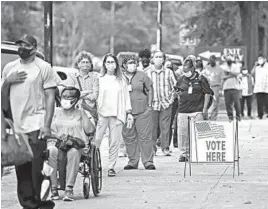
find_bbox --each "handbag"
[55,134,85,152]
[1,118,34,167]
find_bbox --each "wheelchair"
[79,136,102,198]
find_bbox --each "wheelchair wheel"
[83,177,90,199]
[96,148,102,192]
[90,144,102,196]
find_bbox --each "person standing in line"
[221,56,242,121]
[240,63,254,119]
[137,48,151,71]
[94,53,133,177]
[73,51,99,124]
[1,35,57,209]
[164,59,178,148]
[122,56,156,170]
[202,55,224,120]
[145,50,177,156]
[251,55,268,119]
[175,55,213,162]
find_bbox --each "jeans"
[169,98,178,147]
[209,85,221,120]
[15,130,49,209]
[224,89,241,120]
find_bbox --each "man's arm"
[44,88,56,130]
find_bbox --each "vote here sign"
[190,121,234,163]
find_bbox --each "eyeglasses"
[106,61,115,64]
[80,61,91,64]
[127,61,136,64]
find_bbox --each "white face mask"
[258,59,264,65]
[61,99,76,110]
[106,64,116,72]
[242,70,248,75]
[127,64,136,73]
[154,58,163,67]
[184,71,192,78]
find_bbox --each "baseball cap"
[15,35,37,47]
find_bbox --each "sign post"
[195,46,247,68]
[184,115,240,178]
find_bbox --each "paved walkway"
[1,119,268,209]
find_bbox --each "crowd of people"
[1,34,268,208]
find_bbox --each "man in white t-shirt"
[1,35,57,209]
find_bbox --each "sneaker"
[178,156,188,162]
[51,188,59,200]
[108,169,116,177]
[145,164,156,170]
[162,148,171,156]
[124,165,137,170]
[63,189,74,201]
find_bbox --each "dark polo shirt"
[176,73,213,113]
[123,71,153,115]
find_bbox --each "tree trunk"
[239,2,259,71]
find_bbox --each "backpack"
[196,74,214,109]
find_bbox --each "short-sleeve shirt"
[176,73,213,113]
[1,57,57,133]
[123,71,153,115]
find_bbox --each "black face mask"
[210,61,216,67]
[18,47,34,60]
[227,60,232,66]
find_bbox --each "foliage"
[1,1,267,68]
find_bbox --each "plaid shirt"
[145,65,177,111]
[74,72,99,108]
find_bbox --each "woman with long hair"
[95,53,133,177]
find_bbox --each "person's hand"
[203,109,208,120]
[38,126,52,140]
[6,71,27,84]
[126,113,134,129]
[147,106,153,111]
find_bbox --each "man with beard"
[203,55,224,120]
[221,56,241,122]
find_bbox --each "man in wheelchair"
[47,86,95,201]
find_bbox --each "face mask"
[227,60,232,66]
[154,58,163,66]
[127,64,136,73]
[184,71,192,78]
[258,59,264,65]
[106,64,116,72]
[242,70,248,75]
[61,98,76,110]
[18,47,34,60]
[210,61,216,67]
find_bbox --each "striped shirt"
[145,65,177,111]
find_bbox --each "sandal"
[108,169,116,177]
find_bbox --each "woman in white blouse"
[95,53,133,177]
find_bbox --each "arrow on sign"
[199,51,221,59]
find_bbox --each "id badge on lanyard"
[188,83,193,94]
[128,84,132,92]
